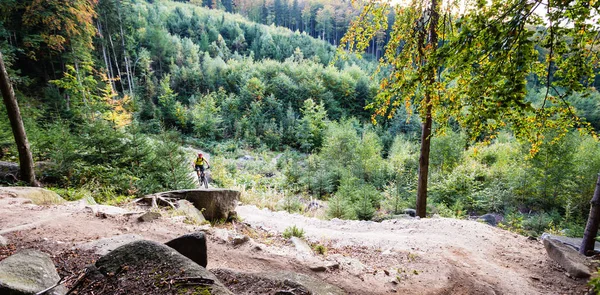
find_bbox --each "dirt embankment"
[0,194,591,295]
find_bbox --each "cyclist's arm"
[205,159,210,168]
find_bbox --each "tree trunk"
[580,173,600,256]
[97,21,116,93]
[416,103,432,218]
[415,0,439,218]
[0,52,38,186]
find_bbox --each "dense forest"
[1,0,600,240]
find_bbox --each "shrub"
[283,225,305,239]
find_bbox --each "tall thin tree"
[0,51,37,186]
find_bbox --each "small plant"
[313,244,328,255]
[282,225,305,239]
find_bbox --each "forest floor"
[0,194,592,295]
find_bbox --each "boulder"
[0,187,65,205]
[238,155,254,161]
[176,199,206,224]
[0,235,8,247]
[95,240,232,294]
[290,237,312,255]
[85,204,131,217]
[328,254,366,276]
[543,238,591,278]
[541,233,600,252]
[0,249,67,295]
[165,232,208,268]
[477,214,497,226]
[147,189,240,221]
[231,234,249,246]
[404,208,416,217]
[0,161,19,183]
[137,211,161,222]
[77,234,144,256]
[211,269,345,295]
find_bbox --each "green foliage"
[313,243,327,255]
[282,225,305,239]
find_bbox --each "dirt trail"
[237,205,588,294]
[0,194,590,295]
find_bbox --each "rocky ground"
[0,188,594,294]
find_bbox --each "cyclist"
[194,153,210,179]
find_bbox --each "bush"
[282,225,305,239]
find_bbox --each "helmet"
[198,153,203,157]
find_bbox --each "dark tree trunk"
[415,0,439,218]
[580,173,600,256]
[416,103,432,218]
[0,51,38,186]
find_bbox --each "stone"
[477,214,497,226]
[231,234,249,246]
[404,209,416,217]
[0,249,67,295]
[0,187,65,205]
[85,204,130,217]
[543,238,591,278]
[147,189,240,221]
[77,234,144,256]
[0,235,8,247]
[165,232,208,268]
[308,261,339,272]
[329,254,366,276]
[137,211,161,222]
[176,199,206,224]
[238,155,254,161]
[211,269,345,295]
[290,237,313,254]
[0,161,19,183]
[94,240,232,294]
[541,233,600,252]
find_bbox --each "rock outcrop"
[147,189,240,221]
[543,238,591,278]
[0,249,66,295]
[0,187,65,205]
[165,232,208,268]
[94,240,232,294]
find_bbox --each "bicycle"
[195,166,210,189]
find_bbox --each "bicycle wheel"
[203,176,208,189]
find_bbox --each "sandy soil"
[0,193,591,295]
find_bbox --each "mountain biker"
[194,153,210,178]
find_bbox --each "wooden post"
[580,173,600,256]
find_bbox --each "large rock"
[211,269,345,295]
[147,189,240,221]
[541,233,600,252]
[77,234,144,256]
[176,199,206,224]
[477,214,497,226]
[95,240,232,294]
[0,161,19,183]
[165,232,208,268]
[0,249,67,295]
[543,238,591,278]
[0,235,8,247]
[0,187,65,205]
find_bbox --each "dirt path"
[237,205,589,294]
[0,194,590,295]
